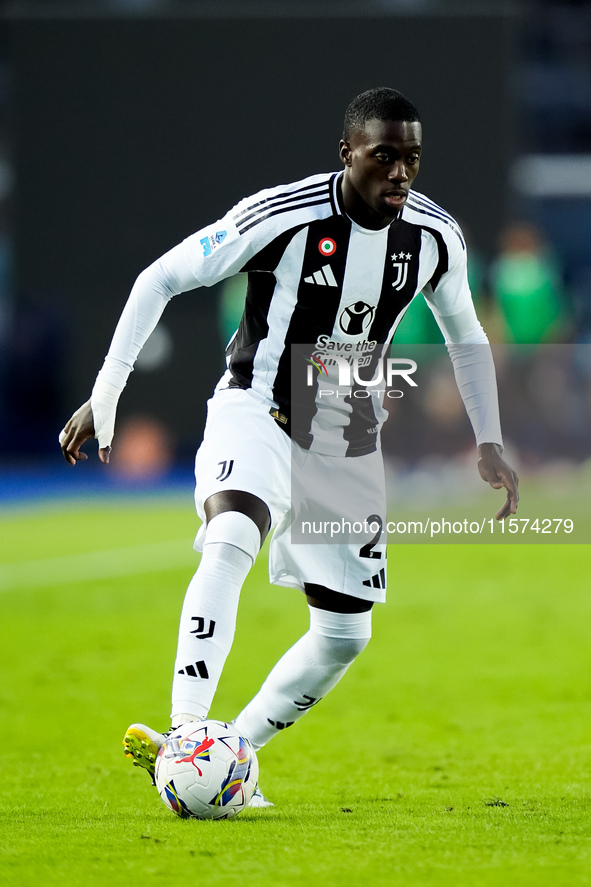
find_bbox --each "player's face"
[340,119,422,229]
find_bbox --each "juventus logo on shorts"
[216,460,234,481]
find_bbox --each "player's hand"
[59,400,112,466]
[477,442,519,521]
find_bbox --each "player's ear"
[339,139,352,166]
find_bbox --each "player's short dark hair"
[343,87,421,140]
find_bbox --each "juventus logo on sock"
[294,694,319,711]
[189,617,216,639]
[267,718,294,731]
[216,460,234,481]
[177,660,209,679]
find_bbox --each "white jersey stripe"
[237,196,332,234]
[406,194,466,248]
[235,178,333,218]
[409,193,465,241]
[410,190,458,222]
[235,185,331,227]
[307,226,390,457]
[323,264,338,286]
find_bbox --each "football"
[154,720,259,819]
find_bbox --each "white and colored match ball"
[154,720,259,820]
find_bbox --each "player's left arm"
[423,235,519,519]
[476,442,519,521]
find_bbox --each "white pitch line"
[0,539,197,592]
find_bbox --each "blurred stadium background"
[0,0,589,522]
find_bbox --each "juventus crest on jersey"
[182,171,473,457]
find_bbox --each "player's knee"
[309,606,372,665]
[203,511,261,563]
[315,633,370,666]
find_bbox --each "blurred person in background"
[490,221,570,344]
[109,415,174,480]
[218,275,247,349]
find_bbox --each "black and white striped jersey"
[178,171,483,456]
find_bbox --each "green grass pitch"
[1,495,590,887]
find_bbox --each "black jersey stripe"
[226,271,277,390]
[235,182,331,224]
[420,225,449,291]
[275,216,352,447]
[240,224,308,273]
[371,220,423,342]
[406,196,466,249]
[237,197,332,235]
[229,227,307,388]
[343,377,380,457]
[341,221,423,454]
[343,220,421,454]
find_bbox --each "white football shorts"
[193,387,387,602]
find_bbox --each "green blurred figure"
[490,222,567,343]
[391,288,442,344]
[219,274,248,347]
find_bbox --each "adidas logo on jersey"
[304,264,338,287]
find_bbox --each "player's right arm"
[60,209,254,465]
[60,174,336,465]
